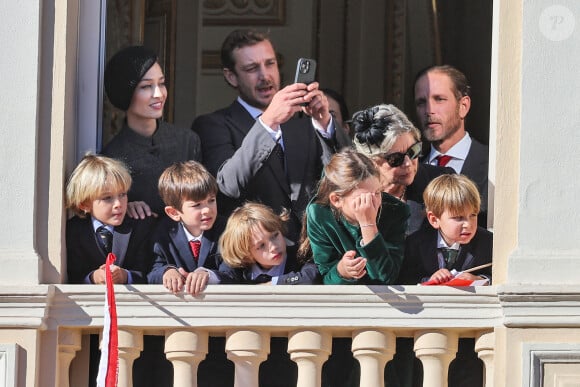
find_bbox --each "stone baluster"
[165,329,208,387]
[475,331,495,387]
[116,328,143,387]
[288,329,332,387]
[57,329,82,387]
[414,330,458,387]
[352,329,396,387]
[226,330,269,387]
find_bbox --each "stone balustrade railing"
[47,284,502,387]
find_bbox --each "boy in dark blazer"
[398,174,492,285]
[147,161,226,295]
[217,202,320,285]
[395,174,491,387]
[66,154,155,284]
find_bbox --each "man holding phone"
[192,29,340,241]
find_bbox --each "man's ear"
[223,68,238,88]
[458,95,471,119]
[426,211,440,229]
[164,206,182,222]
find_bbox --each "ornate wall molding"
[202,0,285,25]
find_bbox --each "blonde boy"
[66,154,155,284]
[398,174,492,285]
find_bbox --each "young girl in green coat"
[300,149,409,285]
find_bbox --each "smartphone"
[294,58,317,85]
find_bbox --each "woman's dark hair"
[321,88,349,123]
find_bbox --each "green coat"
[306,193,410,285]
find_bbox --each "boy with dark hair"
[147,161,226,296]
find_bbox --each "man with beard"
[192,29,338,241]
[414,65,489,227]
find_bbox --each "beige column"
[414,330,458,387]
[475,331,495,387]
[352,329,396,387]
[57,329,82,387]
[165,329,209,387]
[116,328,143,387]
[226,330,270,387]
[287,329,332,387]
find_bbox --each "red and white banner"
[96,253,119,387]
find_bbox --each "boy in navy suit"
[398,173,492,285]
[217,202,320,285]
[394,174,491,387]
[147,161,226,295]
[66,154,155,284]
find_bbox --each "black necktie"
[441,248,459,269]
[272,142,286,173]
[251,274,272,284]
[96,226,113,254]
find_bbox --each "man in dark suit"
[192,29,339,241]
[414,65,489,226]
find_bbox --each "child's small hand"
[91,267,107,284]
[163,268,185,294]
[427,268,453,284]
[109,264,128,284]
[337,250,367,280]
[179,267,210,296]
[455,272,487,284]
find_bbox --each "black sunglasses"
[380,141,422,167]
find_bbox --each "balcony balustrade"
[48,284,501,387]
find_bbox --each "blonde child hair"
[65,154,132,217]
[158,160,218,209]
[423,174,481,217]
[220,202,288,268]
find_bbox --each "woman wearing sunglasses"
[352,104,454,234]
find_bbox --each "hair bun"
[352,106,385,147]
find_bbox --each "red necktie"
[189,240,201,261]
[436,154,453,167]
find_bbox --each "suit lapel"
[172,223,198,272]
[421,228,442,274]
[456,242,476,271]
[198,231,215,268]
[462,140,487,178]
[225,101,258,137]
[227,101,291,196]
[112,220,132,266]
